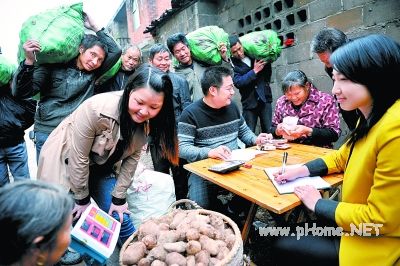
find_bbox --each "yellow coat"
[322,100,400,266]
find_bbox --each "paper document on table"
[264,164,331,194]
[227,149,266,162]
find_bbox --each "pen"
[281,151,288,174]
[329,188,340,200]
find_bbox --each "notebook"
[264,164,331,194]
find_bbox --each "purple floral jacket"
[271,85,341,147]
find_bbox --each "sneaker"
[59,249,83,265]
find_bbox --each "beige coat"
[37,91,147,200]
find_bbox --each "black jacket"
[12,29,121,134]
[95,68,135,94]
[231,56,272,110]
[0,85,36,147]
[169,72,192,123]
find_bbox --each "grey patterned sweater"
[178,99,257,162]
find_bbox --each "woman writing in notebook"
[273,34,400,266]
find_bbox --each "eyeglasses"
[219,85,235,92]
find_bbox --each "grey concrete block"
[296,20,326,50]
[309,0,342,21]
[343,0,368,10]
[364,0,400,27]
[284,42,309,64]
[228,2,244,19]
[197,1,219,15]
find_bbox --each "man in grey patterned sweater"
[178,66,271,209]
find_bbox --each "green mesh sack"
[17,2,84,64]
[239,30,282,62]
[0,56,16,86]
[96,58,122,85]
[186,26,230,65]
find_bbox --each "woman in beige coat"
[37,65,179,244]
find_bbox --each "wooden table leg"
[241,203,257,244]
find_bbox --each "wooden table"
[183,143,343,242]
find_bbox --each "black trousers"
[149,144,189,200]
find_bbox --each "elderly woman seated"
[271,70,341,148]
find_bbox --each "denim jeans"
[34,131,50,163]
[188,173,221,209]
[0,141,31,186]
[243,101,272,133]
[89,166,135,246]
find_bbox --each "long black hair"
[330,34,400,146]
[119,64,179,165]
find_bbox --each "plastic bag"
[127,169,176,228]
[186,26,230,65]
[0,56,16,86]
[17,2,84,64]
[239,30,282,62]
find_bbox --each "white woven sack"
[127,169,176,228]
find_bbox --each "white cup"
[282,116,299,133]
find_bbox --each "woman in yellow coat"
[273,34,400,266]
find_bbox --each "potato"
[195,250,210,265]
[139,220,160,240]
[151,260,167,266]
[122,241,147,265]
[209,214,224,231]
[138,257,152,266]
[225,233,236,249]
[165,252,187,266]
[195,214,210,224]
[215,240,227,249]
[199,224,217,239]
[186,240,201,255]
[159,222,171,231]
[148,245,168,261]
[186,228,200,241]
[163,241,187,253]
[187,255,196,266]
[142,234,157,249]
[216,246,230,260]
[158,230,180,244]
[189,220,207,229]
[209,257,221,265]
[199,235,219,256]
[170,211,187,229]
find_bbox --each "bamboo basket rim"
[119,200,243,266]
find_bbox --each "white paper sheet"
[264,164,331,194]
[227,149,267,162]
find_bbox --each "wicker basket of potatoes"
[120,199,243,266]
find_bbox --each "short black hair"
[166,33,189,54]
[228,35,241,48]
[149,43,170,60]
[80,34,108,54]
[201,66,233,96]
[310,28,348,54]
